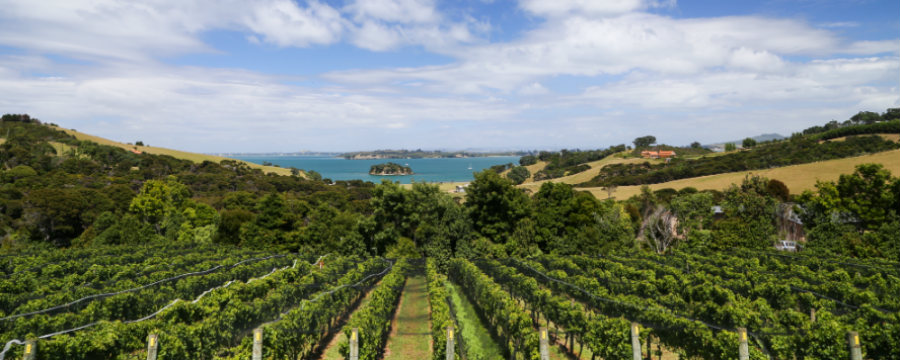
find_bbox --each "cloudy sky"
[0,0,897,152]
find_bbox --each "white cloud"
[350,21,403,51]
[0,0,351,60]
[346,0,438,24]
[0,0,897,151]
[519,82,549,96]
[243,0,345,47]
[519,0,674,17]
[0,55,520,152]
[328,12,898,95]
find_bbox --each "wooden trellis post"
[737,327,749,360]
[630,323,641,360]
[146,334,159,360]
[445,326,455,360]
[848,331,862,360]
[22,340,36,360]
[252,327,263,360]
[539,327,550,360]
[350,328,359,360]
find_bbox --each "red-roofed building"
[640,150,676,159]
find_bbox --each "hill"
[50,126,296,176]
[579,149,900,199]
[706,133,786,151]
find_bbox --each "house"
[640,150,677,159]
[454,184,469,193]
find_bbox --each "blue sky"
[0,0,897,152]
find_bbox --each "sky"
[0,0,897,153]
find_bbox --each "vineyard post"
[252,327,263,360]
[350,327,359,360]
[737,327,749,360]
[146,334,159,360]
[446,326,455,360]
[847,331,862,360]
[22,340,36,360]
[539,327,550,360]
[630,323,641,360]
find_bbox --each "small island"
[369,162,414,176]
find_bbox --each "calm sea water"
[231,155,521,184]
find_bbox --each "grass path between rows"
[445,281,505,360]
[318,282,381,360]
[383,275,432,360]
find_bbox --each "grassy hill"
[578,149,900,199]
[50,126,296,177]
[518,155,653,192]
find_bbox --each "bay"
[231,155,521,184]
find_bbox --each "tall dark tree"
[633,135,657,148]
[465,170,530,244]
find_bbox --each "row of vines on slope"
[447,258,539,360]
[1,255,358,360]
[339,259,408,360]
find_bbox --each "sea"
[231,155,522,184]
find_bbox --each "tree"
[670,191,714,247]
[466,170,530,244]
[601,185,617,199]
[639,206,678,254]
[742,137,757,148]
[724,142,737,152]
[799,163,896,230]
[714,175,778,249]
[129,177,191,234]
[850,111,881,125]
[690,141,702,149]
[633,135,656,148]
[766,179,790,202]
[519,155,537,166]
[507,166,531,185]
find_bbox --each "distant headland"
[342,149,527,160]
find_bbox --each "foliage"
[532,145,626,181]
[581,135,899,187]
[798,163,900,260]
[633,135,657,148]
[506,166,531,185]
[465,171,530,244]
[369,162,413,175]
[518,155,537,166]
[447,258,540,360]
[340,259,408,360]
[425,258,453,360]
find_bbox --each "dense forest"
[2,113,898,263]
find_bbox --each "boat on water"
[467,163,473,170]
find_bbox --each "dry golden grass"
[518,154,659,193]
[500,160,549,182]
[822,133,900,143]
[53,126,296,176]
[580,149,900,200]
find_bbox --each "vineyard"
[1,246,898,359]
